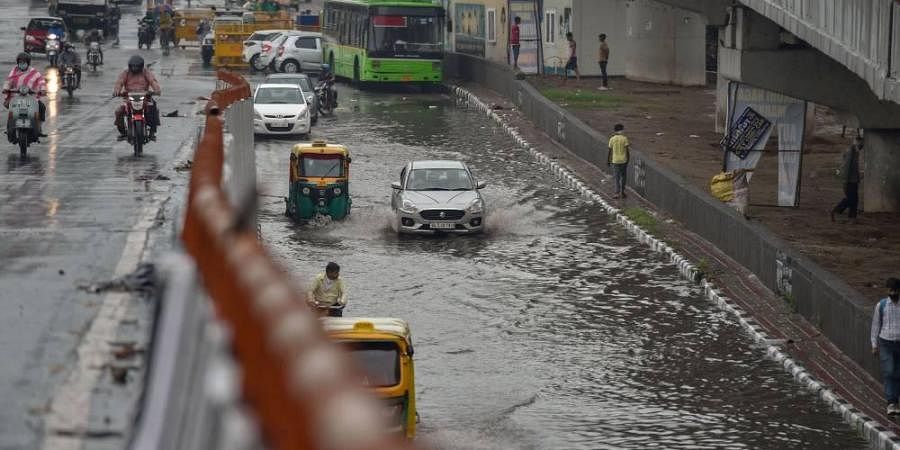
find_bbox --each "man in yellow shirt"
[607,123,630,198]
[307,262,347,317]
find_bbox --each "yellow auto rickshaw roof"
[321,317,411,342]
[291,140,349,157]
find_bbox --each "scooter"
[87,42,101,71]
[160,27,173,56]
[46,34,60,67]
[121,91,155,156]
[4,86,40,159]
[60,65,78,97]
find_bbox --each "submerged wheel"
[133,123,144,156]
[17,129,28,158]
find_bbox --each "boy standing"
[597,34,610,89]
[607,124,630,198]
[510,17,521,69]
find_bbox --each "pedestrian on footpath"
[607,123,630,198]
[871,277,900,415]
[563,32,580,82]
[831,136,863,224]
[597,33,610,89]
[510,16,521,69]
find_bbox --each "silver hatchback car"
[391,160,486,234]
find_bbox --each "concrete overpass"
[644,0,900,211]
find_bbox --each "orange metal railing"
[181,70,420,450]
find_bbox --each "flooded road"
[0,1,209,447]
[255,86,867,449]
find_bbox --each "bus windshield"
[369,13,442,58]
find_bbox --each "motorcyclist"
[3,53,47,141]
[113,55,161,141]
[158,10,175,49]
[139,11,157,44]
[307,262,347,317]
[317,63,337,107]
[59,43,82,88]
[48,21,65,44]
[84,29,104,65]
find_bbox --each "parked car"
[253,83,311,138]
[264,73,319,124]
[22,17,67,54]
[242,29,285,71]
[391,160,487,234]
[257,31,303,72]
[273,32,322,73]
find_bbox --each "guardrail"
[132,70,421,450]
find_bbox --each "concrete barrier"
[443,52,880,379]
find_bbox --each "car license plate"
[270,121,290,128]
[430,222,455,230]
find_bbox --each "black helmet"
[16,52,31,65]
[128,55,144,74]
[64,43,74,51]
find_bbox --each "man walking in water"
[308,262,347,317]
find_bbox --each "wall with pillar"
[863,130,900,212]
[623,0,707,86]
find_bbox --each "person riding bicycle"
[3,53,47,141]
[84,29,104,65]
[113,55,161,141]
[307,262,347,317]
[59,43,82,88]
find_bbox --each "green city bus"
[322,0,445,84]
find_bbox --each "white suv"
[273,33,323,73]
[242,29,285,71]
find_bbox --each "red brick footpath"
[457,82,900,439]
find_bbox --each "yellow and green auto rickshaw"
[285,140,351,222]
[321,317,417,439]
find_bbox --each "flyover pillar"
[863,130,900,212]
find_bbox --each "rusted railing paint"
[181,70,420,450]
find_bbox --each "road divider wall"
[131,70,420,450]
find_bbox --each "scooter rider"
[59,43,82,88]
[3,53,47,141]
[113,55,161,141]
[84,29,104,64]
[307,262,347,317]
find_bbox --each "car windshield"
[248,31,277,41]
[369,12,443,58]
[339,341,400,388]
[29,19,65,31]
[300,155,343,177]
[267,77,309,93]
[406,168,472,191]
[255,87,302,104]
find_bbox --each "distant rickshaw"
[285,140,351,222]
[321,317,417,439]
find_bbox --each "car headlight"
[466,198,484,214]
[400,198,418,213]
[333,187,342,196]
[301,187,311,195]
[48,34,58,39]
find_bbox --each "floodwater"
[254,86,867,449]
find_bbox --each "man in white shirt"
[871,277,900,415]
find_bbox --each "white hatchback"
[273,33,323,73]
[253,83,311,138]
[242,29,285,71]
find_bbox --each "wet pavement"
[0,1,211,448]
[255,86,869,449]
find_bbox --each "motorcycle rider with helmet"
[139,11,157,46]
[84,29,104,64]
[3,52,47,141]
[113,55,161,141]
[158,10,175,50]
[59,43,82,88]
[318,63,337,108]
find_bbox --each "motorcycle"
[4,86,40,158]
[315,80,336,116]
[87,42,101,71]
[160,27,173,56]
[121,91,155,156]
[46,34,61,67]
[137,22,154,50]
[60,65,78,97]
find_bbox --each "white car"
[257,31,305,72]
[273,32,323,73]
[253,83,311,137]
[242,29,285,71]
[391,160,487,234]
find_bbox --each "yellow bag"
[710,171,735,202]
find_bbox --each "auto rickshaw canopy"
[321,317,412,348]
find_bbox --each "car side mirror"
[391,181,401,190]
[476,181,487,189]
[346,156,351,164]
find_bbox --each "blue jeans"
[880,338,900,404]
[612,162,627,195]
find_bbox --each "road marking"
[41,202,162,449]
